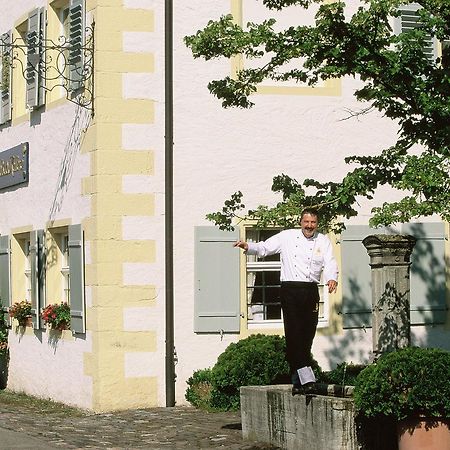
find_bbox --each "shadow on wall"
[323,224,449,369]
[407,223,448,328]
[324,276,372,369]
[48,105,91,223]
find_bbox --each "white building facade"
[0,0,448,411]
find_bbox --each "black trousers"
[280,281,319,384]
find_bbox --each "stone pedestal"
[362,235,416,357]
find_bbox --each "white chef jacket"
[246,229,339,284]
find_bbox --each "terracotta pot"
[52,322,69,331]
[398,417,450,450]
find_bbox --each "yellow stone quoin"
[82,0,159,411]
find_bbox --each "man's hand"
[234,240,248,251]
[327,280,338,294]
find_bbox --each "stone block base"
[240,385,359,450]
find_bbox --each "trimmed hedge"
[354,347,450,420]
[186,334,323,411]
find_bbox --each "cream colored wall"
[0,0,93,409]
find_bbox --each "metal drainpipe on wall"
[164,0,176,407]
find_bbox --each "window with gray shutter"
[0,236,11,323]
[194,226,240,333]
[37,8,47,107]
[26,8,40,109]
[29,230,46,329]
[0,31,12,124]
[341,223,448,328]
[26,8,46,110]
[402,222,448,324]
[340,226,374,329]
[68,224,85,334]
[68,0,85,92]
[398,3,438,62]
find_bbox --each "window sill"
[247,319,329,330]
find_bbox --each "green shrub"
[186,334,324,411]
[354,347,450,420]
[209,334,290,411]
[321,362,366,386]
[185,368,213,409]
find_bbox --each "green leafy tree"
[185,0,450,231]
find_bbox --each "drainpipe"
[164,0,175,407]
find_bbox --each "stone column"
[362,235,416,357]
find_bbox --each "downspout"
[164,0,175,406]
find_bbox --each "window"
[11,231,45,328]
[47,228,70,304]
[246,230,282,323]
[60,233,70,302]
[395,3,450,64]
[231,0,341,96]
[12,234,33,303]
[12,21,28,118]
[245,228,330,329]
[23,238,32,301]
[193,226,332,334]
[49,0,70,95]
[0,31,12,124]
[26,7,46,109]
[340,223,448,328]
[45,225,85,333]
[67,0,85,92]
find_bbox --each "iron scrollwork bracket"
[0,22,95,115]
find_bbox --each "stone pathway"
[0,403,278,449]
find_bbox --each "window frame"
[243,226,331,330]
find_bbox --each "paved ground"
[0,403,278,449]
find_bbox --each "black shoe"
[292,383,316,396]
[303,382,316,394]
[291,385,303,396]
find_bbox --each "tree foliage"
[185,0,450,231]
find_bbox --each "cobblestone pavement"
[0,403,279,450]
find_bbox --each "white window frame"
[60,233,70,303]
[24,238,32,302]
[245,228,330,330]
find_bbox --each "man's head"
[300,208,319,238]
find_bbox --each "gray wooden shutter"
[68,0,85,91]
[29,231,40,328]
[194,226,240,333]
[340,226,373,329]
[402,222,447,324]
[37,7,46,107]
[0,236,11,323]
[0,31,12,124]
[398,4,437,62]
[37,229,46,328]
[69,224,85,333]
[26,8,41,109]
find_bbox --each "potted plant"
[354,347,450,449]
[9,301,32,327]
[41,302,71,331]
[0,299,9,389]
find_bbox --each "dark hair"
[300,208,320,221]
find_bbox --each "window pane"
[247,268,281,321]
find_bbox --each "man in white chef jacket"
[234,208,339,395]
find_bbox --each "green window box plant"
[354,347,450,449]
[41,302,71,331]
[9,301,32,327]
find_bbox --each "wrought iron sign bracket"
[0,23,94,115]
